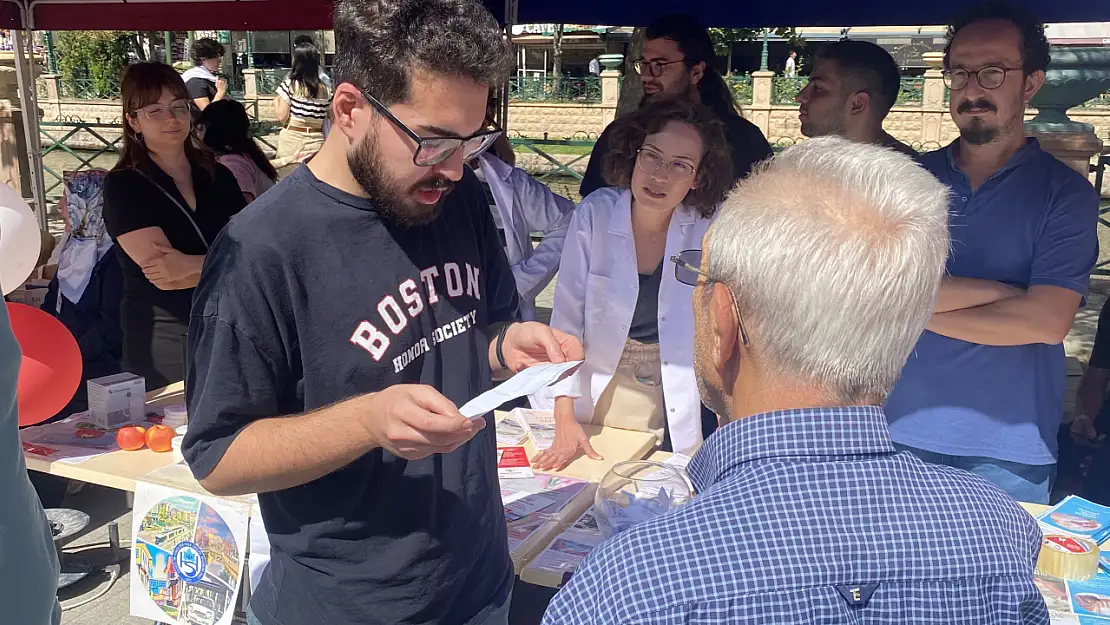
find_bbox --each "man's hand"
[496,322,584,373]
[361,385,485,460]
[215,77,228,98]
[142,242,201,288]
[1071,414,1100,444]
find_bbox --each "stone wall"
[506,102,614,139]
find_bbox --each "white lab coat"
[530,188,713,456]
[478,153,574,321]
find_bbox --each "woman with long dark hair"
[272,42,332,166]
[199,99,278,202]
[103,62,246,389]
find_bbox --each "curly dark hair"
[944,1,1050,75]
[332,0,513,107]
[192,38,225,65]
[602,99,733,217]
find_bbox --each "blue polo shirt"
[886,138,1098,466]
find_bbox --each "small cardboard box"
[87,373,146,427]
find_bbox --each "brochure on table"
[20,411,159,464]
[1035,496,1110,623]
[130,482,250,625]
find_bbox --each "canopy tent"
[0,0,1107,30]
[4,0,1110,226]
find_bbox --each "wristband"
[496,323,514,371]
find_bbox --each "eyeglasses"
[942,66,1024,91]
[637,148,697,180]
[131,99,191,122]
[359,88,502,167]
[671,249,749,346]
[633,57,687,78]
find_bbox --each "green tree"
[55,31,134,99]
[708,27,800,75]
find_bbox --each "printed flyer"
[130,482,250,625]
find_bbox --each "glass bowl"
[593,460,692,539]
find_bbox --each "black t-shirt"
[183,165,518,625]
[580,108,774,198]
[186,76,217,122]
[103,163,245,325]
[1090,298,1110,370]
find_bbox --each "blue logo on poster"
[172,541,206,583]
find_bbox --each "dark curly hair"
[332,0,513,107]
[192,38,225,65]
[944,1,1050,75]
[602,99,733,217]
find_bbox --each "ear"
[1023,70,1045,104]
[331,83,368,135]
[848,91,870,117]
[126,113,141,135]
[709,282,738,371]
[689,61,706,87]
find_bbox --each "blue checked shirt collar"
[688,405,896,492]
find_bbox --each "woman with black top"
[103,62,246,390]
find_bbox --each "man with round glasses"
[182,1,582,624]
[578,14,772,198]
[886,1,1098,504]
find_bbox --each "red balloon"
[7,302,82,426]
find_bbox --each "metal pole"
[44,30,55,73]
[499,0,517,130]
[13,28,47,230]
[163,31,172,65]
[759,29,769,72]
[246,31,254,69]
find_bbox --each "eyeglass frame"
[942,66,1025,91]
[357,87,503,167]
[633,57,688,78]
[670,249,750,346]
[636,148,698,180]
[129,98,192,122]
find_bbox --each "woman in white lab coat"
[531,98,735,469]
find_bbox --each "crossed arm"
[930,277,1081,346]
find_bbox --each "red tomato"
[145,425,175,453]
[116,426,147,451]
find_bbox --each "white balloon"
[0,182,41,296]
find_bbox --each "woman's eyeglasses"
[359,88,502,167]
[132,100,192,122]
[637,148,697,180]
[670,249,749,346]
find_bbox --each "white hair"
[706,136,950,402]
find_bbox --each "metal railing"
[897,77,925,106]
[727,75,753,105]
[58,77,121,101]
[39,119,122,197]
[509,76,602,104]
[508,132,597,182]
[772,77,807,105]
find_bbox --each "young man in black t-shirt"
[182,2,582,624]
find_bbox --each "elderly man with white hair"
[542,137,1048,625]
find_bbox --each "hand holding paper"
[496,322,584,373]
[459,360,583,419]
[363,385,484,460]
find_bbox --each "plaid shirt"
[543,406,1048,624]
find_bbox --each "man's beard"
[348,133,454,228]
[956,98,1004,146]
[692,332,730,427]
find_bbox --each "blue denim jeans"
[246,591,512,625]
[894,443,1056,504]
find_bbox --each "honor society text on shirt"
[349,261,484,373]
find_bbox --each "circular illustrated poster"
[132,489,247,625]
